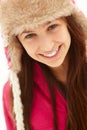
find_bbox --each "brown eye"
[47,24,58,31]
[25,33,36,39]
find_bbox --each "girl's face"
[18,18,71,68]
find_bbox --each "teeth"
[43,49,58,57]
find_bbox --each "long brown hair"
[17,15,87,130]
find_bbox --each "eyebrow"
[22,30,33,34]
[44,21,52,26]
[22,21,52,34]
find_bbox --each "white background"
[0,1,87,130]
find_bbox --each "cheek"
[65,31,71,46]
[24,44,38,57]
[55,29,71,45]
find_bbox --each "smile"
[43,49,58,57]
[40,45,62,58]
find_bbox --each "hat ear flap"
[4,36,23,73]
[8,36,23,73]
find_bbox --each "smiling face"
[18,17,71,68]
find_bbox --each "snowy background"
[0,0,87,129]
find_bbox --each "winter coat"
[3,62,67,130]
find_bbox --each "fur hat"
[0,0,87,130]
[0,0,87,72]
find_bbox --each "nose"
[39,34,54,52]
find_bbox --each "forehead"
[22,21,51,33]
[21,17,66,34]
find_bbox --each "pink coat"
[3,63,67,130]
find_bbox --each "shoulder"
[3,81,13,112]
[3,81,16,130]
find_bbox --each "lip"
[39,44,62,59]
